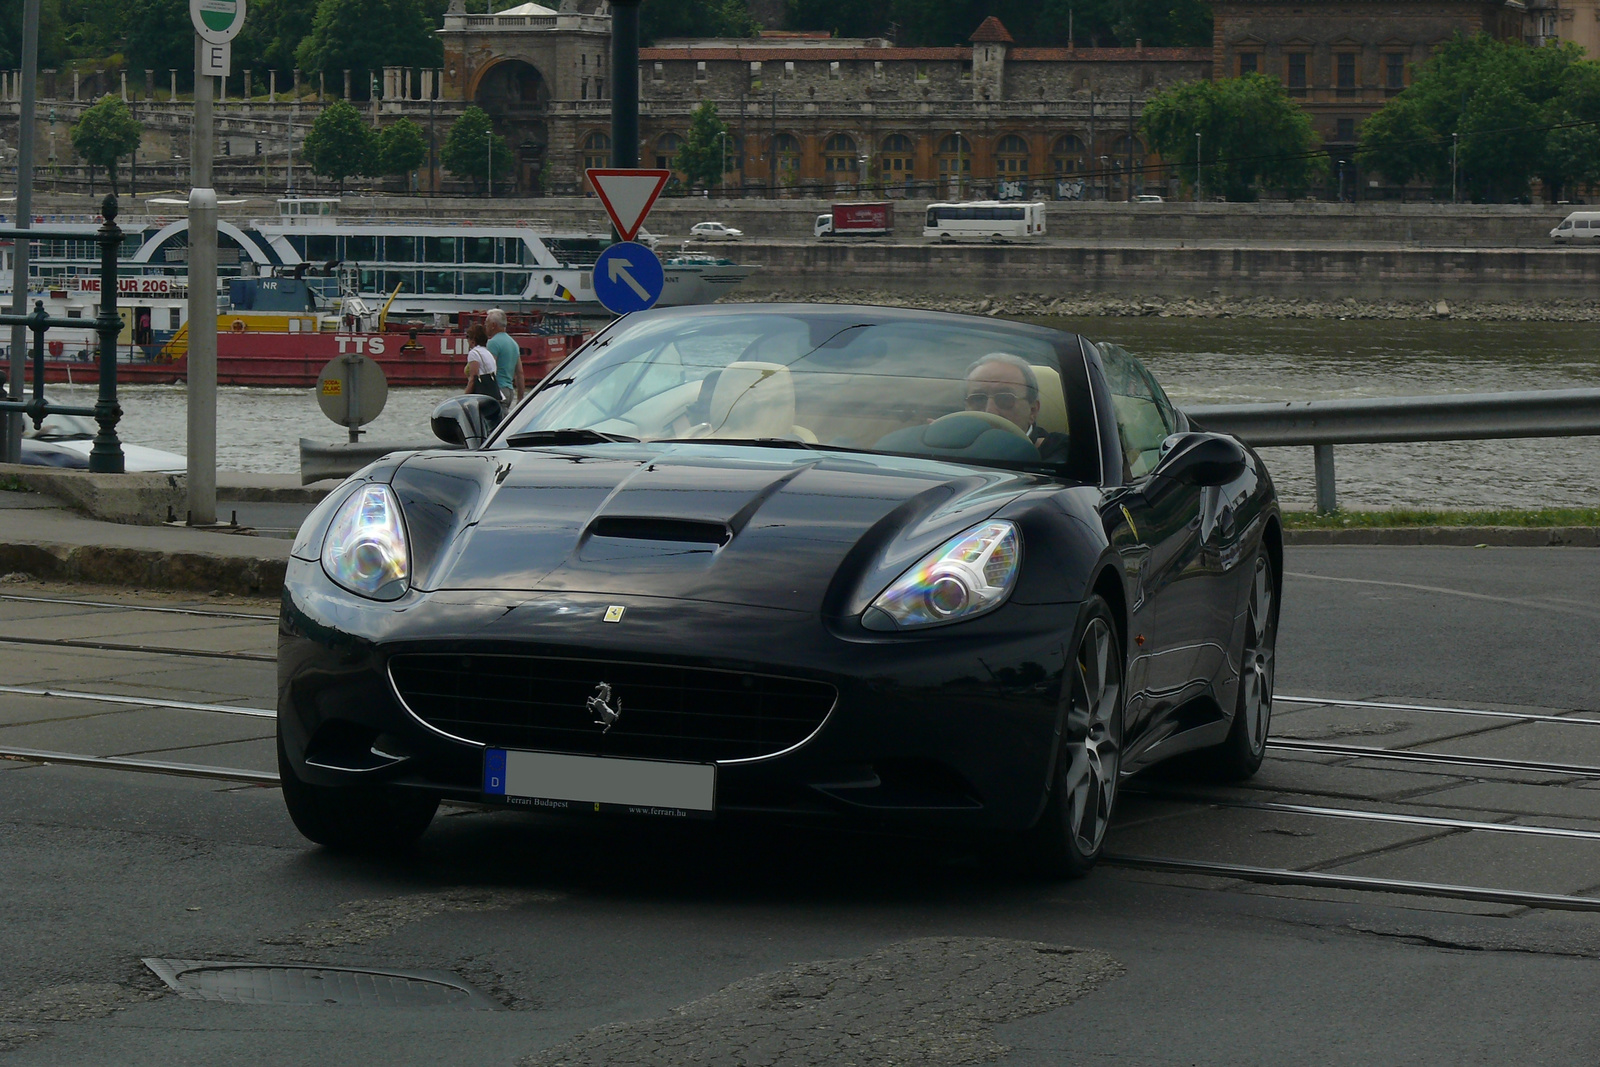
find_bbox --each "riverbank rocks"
[723,289,1600,322]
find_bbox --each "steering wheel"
[927,410,1032,440]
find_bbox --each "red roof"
[640,46,970,61]
[969,16,1015,43]
[1011,46,1212,61]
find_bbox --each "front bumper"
[279,558,1073,832]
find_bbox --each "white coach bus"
[923,201,1047,242]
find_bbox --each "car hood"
[390,444,1048,615]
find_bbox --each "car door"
[1093,344,1208,739]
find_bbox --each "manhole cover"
[141,959,501,1010]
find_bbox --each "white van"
[1551,211,1600,241]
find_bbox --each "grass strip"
[1283,507,1600,529]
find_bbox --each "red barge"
[36,279,591,388]
[41,326,586,388]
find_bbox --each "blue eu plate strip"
[483,748,507,796]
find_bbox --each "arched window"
[582,131,611,172]
[936,134,971,195]
[1109,135,1146,197]
[772,132,801,173]
[654,132,683,171]
[1051,135,1087,175]
[937,134,971,172]
[880,133,914,178]
[824,133,859,180]
[995,134,1030,177]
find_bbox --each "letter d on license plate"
[484,749,715,818]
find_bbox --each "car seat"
[708,361,817,441]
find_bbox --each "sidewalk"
[0,487,290,596]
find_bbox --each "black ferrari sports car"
[278,303,1280,876]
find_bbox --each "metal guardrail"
[1186,388,1600,512]
[300,387,1600,509]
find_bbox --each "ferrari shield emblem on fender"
[603,605,626,623]
[587,682,622,732]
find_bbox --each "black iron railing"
[0,194,124,472]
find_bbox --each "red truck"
[814,202,895,238]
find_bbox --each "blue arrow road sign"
[593,241,665,315]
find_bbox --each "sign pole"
[186,0,244,524]
[4,0,39,465]
[188,38,218,524]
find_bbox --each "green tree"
[1142,74,1325,201]
[1,0,66,69]
[642,0,756,44]
[1358,35,1600,202]
[303,98,375,193]
[124,0,193,89]
[69,94,141,194]
[235,0,320,87]
[295,0,441,101]
[673,102,733,192]
[375,117,427,186]
[441,106,513,193]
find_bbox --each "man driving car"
[963,353,1067,459]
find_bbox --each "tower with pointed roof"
[969,16,1013,101]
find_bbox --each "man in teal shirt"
[485,308,525,401]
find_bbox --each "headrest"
[708,361,796,439]
[1031,365,1068,434]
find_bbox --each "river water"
[69,317,1600,510]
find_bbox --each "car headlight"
[320,483,410,600]
[864,521,1021,630]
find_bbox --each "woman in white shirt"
[463,322,501,400]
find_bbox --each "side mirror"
[1151,432,1247,487]
[431,394,501,450]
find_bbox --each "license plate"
[483,749,715,819]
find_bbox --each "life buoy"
[230,319,246,333]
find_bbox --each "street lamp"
[1099,154,1109,201]
[1337,159,1346,202]
[955,129,963,198]
[1451,132,1459,204]
[1195,131,1202,202]
[716,129,728,197]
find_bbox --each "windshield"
[496,311,1075,471]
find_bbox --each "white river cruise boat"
[0,198,757,357]
[254,197,757,314]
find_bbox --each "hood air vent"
[588,516,732,546]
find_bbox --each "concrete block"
[0,463,184,525]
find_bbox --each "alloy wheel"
[1065,616,1122,856]
[1239,555,1276,756]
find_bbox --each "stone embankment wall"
[13,189,1575,247]
[729,241,1600,302]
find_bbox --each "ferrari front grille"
[387,653,837,763]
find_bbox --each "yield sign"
[586,168,671,242]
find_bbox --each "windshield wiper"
[657,436,822,450]
[505,428,639,447]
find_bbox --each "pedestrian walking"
[463,323,501,400]
[486,308,526,403]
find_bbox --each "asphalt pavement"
[1,545,1598,1065]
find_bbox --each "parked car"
[689,221,743,240]
[1551,211,1600,241]
[278,302,1281,879]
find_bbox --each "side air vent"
[588,516,732,545]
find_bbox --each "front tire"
[277,729,439,852]
[1026,596,1124,879]
[1204,550,1277,780]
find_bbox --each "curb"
[0,541,286,597]
[1284,526,1600,547]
